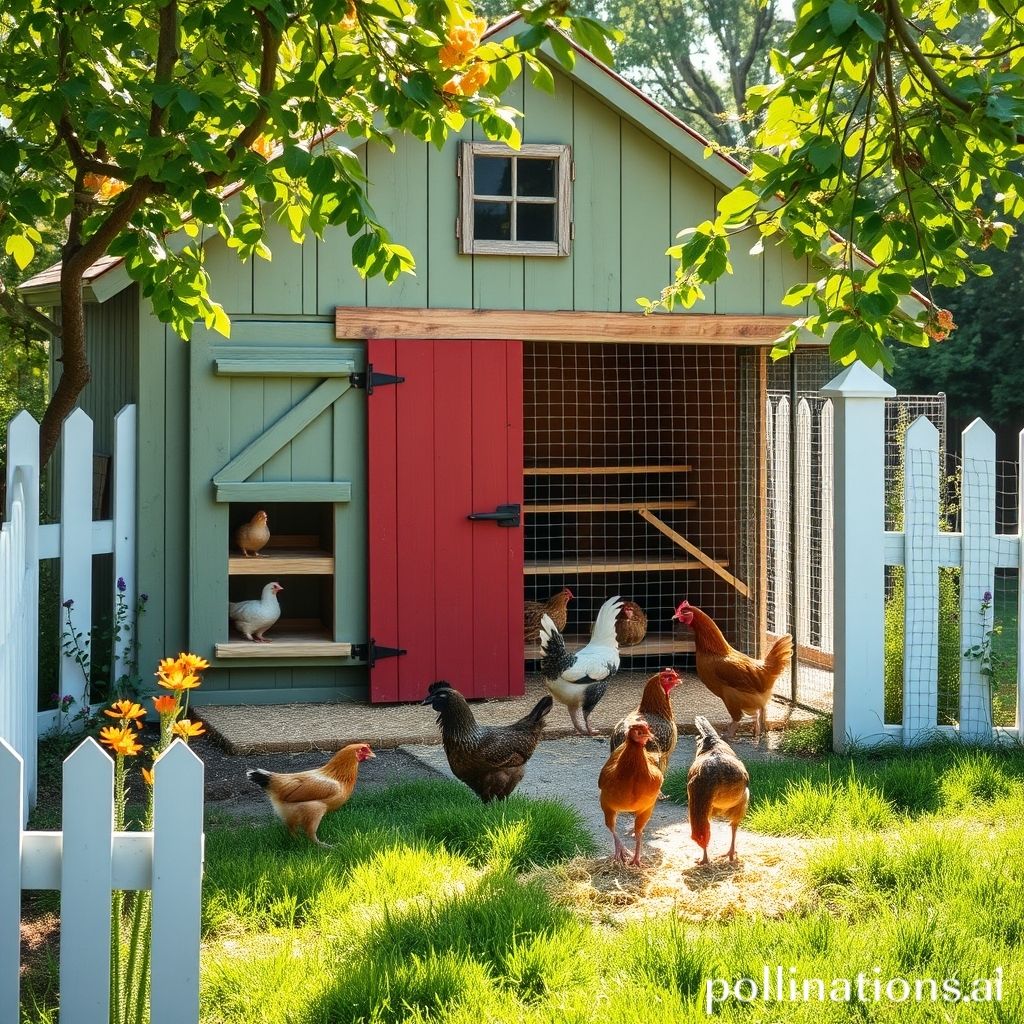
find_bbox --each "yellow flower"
[156,657,180,677]
[157,666,201,692]
[99,726,143,757]
[104,699,146,722]
[440,16,487,67]
[152,694,178,716]
[458,62,489,95]
[176,652,210,675]
[172,719,206,739]
[141,767,154,786]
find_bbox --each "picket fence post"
[59,738,114,1024]
[59,408,95,713]
[795,399,812,649]
[0,740,22,1024]
[820,400,834,653]
[903,416,941,742]
[772,396,790,636]
[959,419,997,742]
[822,362,896,751]
[151,741,205,1024]
[112,404,138,687]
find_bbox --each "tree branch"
[58,117,129,180]
[0,277,62,337]
[149,0,180,136]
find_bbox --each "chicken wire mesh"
[765,355,948,715]
[523,343,762,676]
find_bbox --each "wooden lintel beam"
[335,307,801,345]
[638,508,750,598]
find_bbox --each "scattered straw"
[529,823,823,924]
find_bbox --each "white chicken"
[229,581,283,642]
[539,595,623,735]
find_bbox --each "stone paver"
[197,670,819,755]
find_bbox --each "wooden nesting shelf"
[524,557,730,575]
[216,622,351,659]
[525,500,697,513]
[524,465,692,475]
[525,633,696,659]
[228,549,334,575]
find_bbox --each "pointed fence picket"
[0,405,137,815]
[826,362,1024,750]
[2,737,204,1021]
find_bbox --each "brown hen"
[609,667,681,773]
[673,601,792,742]
[524,587,573,644]
[614,600,648,647]
[234,510,270,557]
[687,715,749,864]
[598,718,663,865]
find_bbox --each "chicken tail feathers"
[246,768,272,789]
[523,693,554,726]
[764,633,794,678]
[538,614,574,680]
[693,715,723,755]
[589,596,624,649]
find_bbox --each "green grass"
[22,751,1024,1023]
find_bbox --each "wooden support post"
[637,508,750,598]
[821,362,895,751]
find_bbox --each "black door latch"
[467,503,521,527]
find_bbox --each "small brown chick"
[234,511,270,557]
[615,600,648,647]
[246,743,375,844]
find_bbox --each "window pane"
[474,201,512,240]
[475,157,512,196]
[517,203,556,242]
[517,158,556,197]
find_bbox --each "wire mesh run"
[523,343,760,671]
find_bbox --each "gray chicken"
[420,682,553,802]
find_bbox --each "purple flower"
[983,591,993,603]
[117,577,126,593]
[62,598,74,609]
[50,692,59,702]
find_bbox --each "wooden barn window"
[458,142,572,256]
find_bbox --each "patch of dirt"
[20,904,59,981]
[530,824,824,924]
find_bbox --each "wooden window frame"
[458,142,572,256]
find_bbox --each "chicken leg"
[631,805,654,866]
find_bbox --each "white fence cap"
[820,360,896,398]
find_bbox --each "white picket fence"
[826,362,1024,750]
[1,736,203,1023]
[765,395,834,660]
[1,405,137,817]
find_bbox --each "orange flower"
[152,695,178,716]
[936,308,955,331]
[83,173,127,201]
[104,699,146,722]
[442,76,462,94]
[440,16,486,67]
[176,652,210,675]
[172,719,206,739]
[250,135,276,160]
[141,767,154,786]
[156,657,180,677]
[457,62,489,95]
[99,726,143,757]
[157,666,201,692]
[339,0,358,30]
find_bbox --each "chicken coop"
[21,14,921,707]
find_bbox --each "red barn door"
[366,339,524,703]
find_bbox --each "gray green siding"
[200,72,808,320]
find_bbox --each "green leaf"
[854,9,885,41]
[828,0,858,35]
[717,187,759,225]
[5,234,34,270]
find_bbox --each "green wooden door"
[188,329,364,663]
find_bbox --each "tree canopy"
[650,0,1024,371]
[0,0,615,463]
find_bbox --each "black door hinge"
[351,363,405,395]
[352,638,407,668]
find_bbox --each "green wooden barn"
[22,15,846,707]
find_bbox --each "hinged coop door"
[366,339,524,703]
[188,334,362,662]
